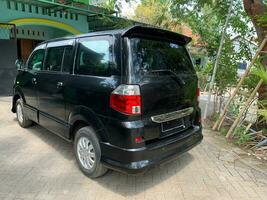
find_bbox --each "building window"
[28,30,30,35]
[54,10,57,17]
[32,31,35,36]
[35,6,39,14]
[42,8,46,15]
[42,32,45,37]
[29,5,32,13]
[21,3,25,12]
[64,12,68,19]
[14,2,18,10]
[75,14,78,20]
[22,29,24,35]
[7,0,11,9]
[48,9,51,16]
[70,13,73,19]
[60,11,63,18]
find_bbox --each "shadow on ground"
[96,153,193,195]
[1,119,194,196]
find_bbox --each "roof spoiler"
[122,25,192,45]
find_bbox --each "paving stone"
[0,98,267,200]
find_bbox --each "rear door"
[37,40,75,138]
[128,37,199,137]
[129,37,198,116]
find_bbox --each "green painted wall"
[16,25,69,40]
[0,0,89,39]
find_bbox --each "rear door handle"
[32,78,37,85]
[57,81,63,88]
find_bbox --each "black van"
[12,26,203,178]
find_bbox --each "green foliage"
[201,61,213,75]
[256,1,267,25]
[259,109,267,119]
[134,0,256,95]
[253,63,267,122]
[250,61,267,121]
[228,102,240,118]
[196,61,213,90]
[133,0,174,30]
[170,0,255,94]
[92,15,135,30]
[243,59,265,90]
[75,0,115,8]
[251,62,267,83]
[220,127,228,136]
[233,126,253,145]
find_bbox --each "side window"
[28,49,45,71]
[75,38,114,77]
[62,46,74,73]
[44,47,64,71]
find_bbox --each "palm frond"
[251,63,267,83]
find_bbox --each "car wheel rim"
[17,103,23,123]
[77,137,96,170]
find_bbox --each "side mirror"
[15,59,25,70]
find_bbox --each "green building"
[0,0,121,95]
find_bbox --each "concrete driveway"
[0,97,266,200]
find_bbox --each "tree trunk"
[243,0,267,100]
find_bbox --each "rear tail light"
[135,136,144,143]
[110,85,141,115]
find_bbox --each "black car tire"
[74,126,108,178]
[16,99,33,128]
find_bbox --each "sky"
[118,0,141,17]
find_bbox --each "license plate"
[161,118,185,133]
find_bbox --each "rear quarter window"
[75,36,119,77]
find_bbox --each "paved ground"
[0,97,267,200]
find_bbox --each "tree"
[253,66,267,122]
[243,0,267,101]
[134,0,266,96]
[133,0,263,120]
[243,0,267,42]
[133,0,175,30]
[169,0,255,95]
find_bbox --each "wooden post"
[244,123,253,134]
[212,37,267,131]
[226,79,264,139]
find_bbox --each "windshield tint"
[129,38,195,81]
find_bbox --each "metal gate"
[0,23,17,96]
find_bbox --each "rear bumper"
[100,126,203,174]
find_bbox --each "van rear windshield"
[129,37,195,80]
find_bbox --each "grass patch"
[232,126,253,145]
